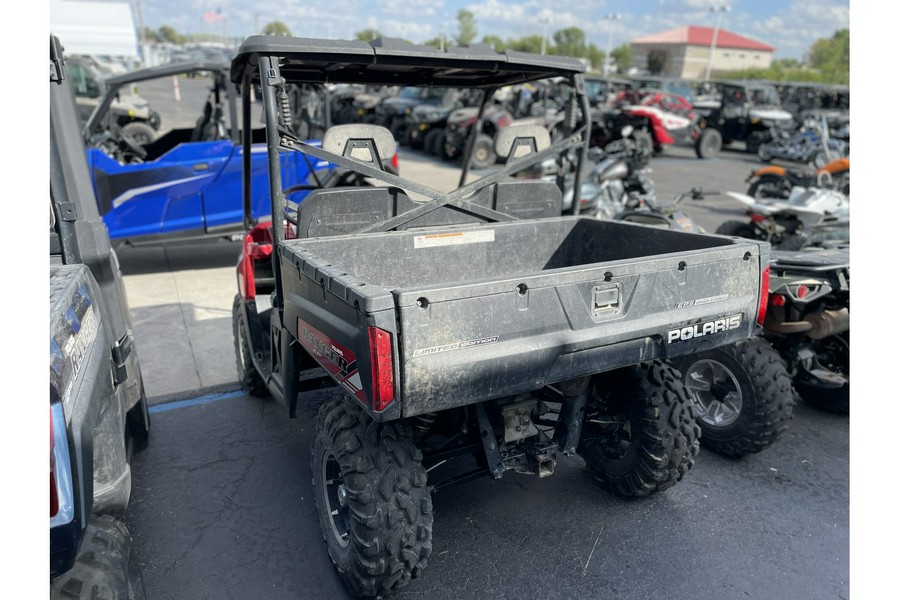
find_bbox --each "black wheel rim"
[322,452,351,548]
[683,359,743,427]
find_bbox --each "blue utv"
[81,62,337,246]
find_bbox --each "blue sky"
[125,0,848,59]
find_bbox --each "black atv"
[691,81,794,157]
[374,86,452,146]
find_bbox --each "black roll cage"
[232,36,591,305]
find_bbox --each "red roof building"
[630,26,775,79]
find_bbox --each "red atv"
[610,89,706,156]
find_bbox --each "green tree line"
[146,17,849,84]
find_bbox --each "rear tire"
[424,128,444,156]
[578,361,700,497]
[469,133,497,169]
[672,338,795,457]
[795,334,849,414]
[232,294,268,397]
[695,128,722,159]
[311,399,433,597]
[50,515,146,600]
[748,174,789,199]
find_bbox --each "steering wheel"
[110,124,148,161]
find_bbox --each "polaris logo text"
[667,314,742,343]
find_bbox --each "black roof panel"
[230,36,584,88]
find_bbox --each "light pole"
[704,5,730,81]
[540,17,550,55]
[603,14,622,76]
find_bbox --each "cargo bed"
[279,217,768,418]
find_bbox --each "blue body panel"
[87,140,328,241]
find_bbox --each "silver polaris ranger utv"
[229,36,772,597]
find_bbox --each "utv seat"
[291,124,562,239]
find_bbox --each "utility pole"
[134,0,146,65]
[540,17,550,55]
[603,14,622,76]
[705,5,730,81]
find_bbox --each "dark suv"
[50,36,150,599]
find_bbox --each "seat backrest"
[494,124,551,160]
[321,124,396,166]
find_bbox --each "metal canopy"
[230,36,585,88]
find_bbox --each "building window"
[754,54,760,59]
[740,53,746,58]
[723,52,730,57]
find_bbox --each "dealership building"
[630,26,775,79]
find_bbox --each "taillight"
[770,293,786,307]
[796,284,809,299]
[757,265,770,326]
[367,326,395,411]
[391,150,399,173]
[749,213,767,222]
[50,408,58,518]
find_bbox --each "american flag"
[203,8,225,24]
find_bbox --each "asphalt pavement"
[114,134,848,599]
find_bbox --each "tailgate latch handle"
[592,286,619,316]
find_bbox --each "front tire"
[311,399,433,597]
[578,361,700,497]
[232,294,268,397]
[695,128,722,159]
[424,128,444,156]
[672,338,794,457]
[121,121,157,146]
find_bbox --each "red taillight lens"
[368,326,395,411]
[50,408,58,518]
[757,265,770,326]
[770,293,786,307]
[391,150,399,173]
[796,284,809,299]
[749,213,767,222]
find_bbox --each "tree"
[647,49,669,75]
[552,27,586,58]
[611,44,633,71]
[807,29,849,82]
[141,27,162,43]
[586,44,604,73]
[262,21,291,36]
[157,25,180,43]
[481,35,506,52]
[355,29,383,41]
[506,35,544,54]
[455,9,477,46]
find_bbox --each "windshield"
[584,80,605,103]
[398,87,423,99]
[748,86,781,106]
[661,82,695,103]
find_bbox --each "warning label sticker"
[414,229,495,248]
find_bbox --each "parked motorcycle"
[764,247,850,413]
[717,185,849,250]
[614,187,714,233]
[757,116,848,168]
[575,125,655,219]
[747,157,849,199]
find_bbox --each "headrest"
[321,124,397,163]
[494,124,551,160]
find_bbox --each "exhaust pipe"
[765,308,849,339]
